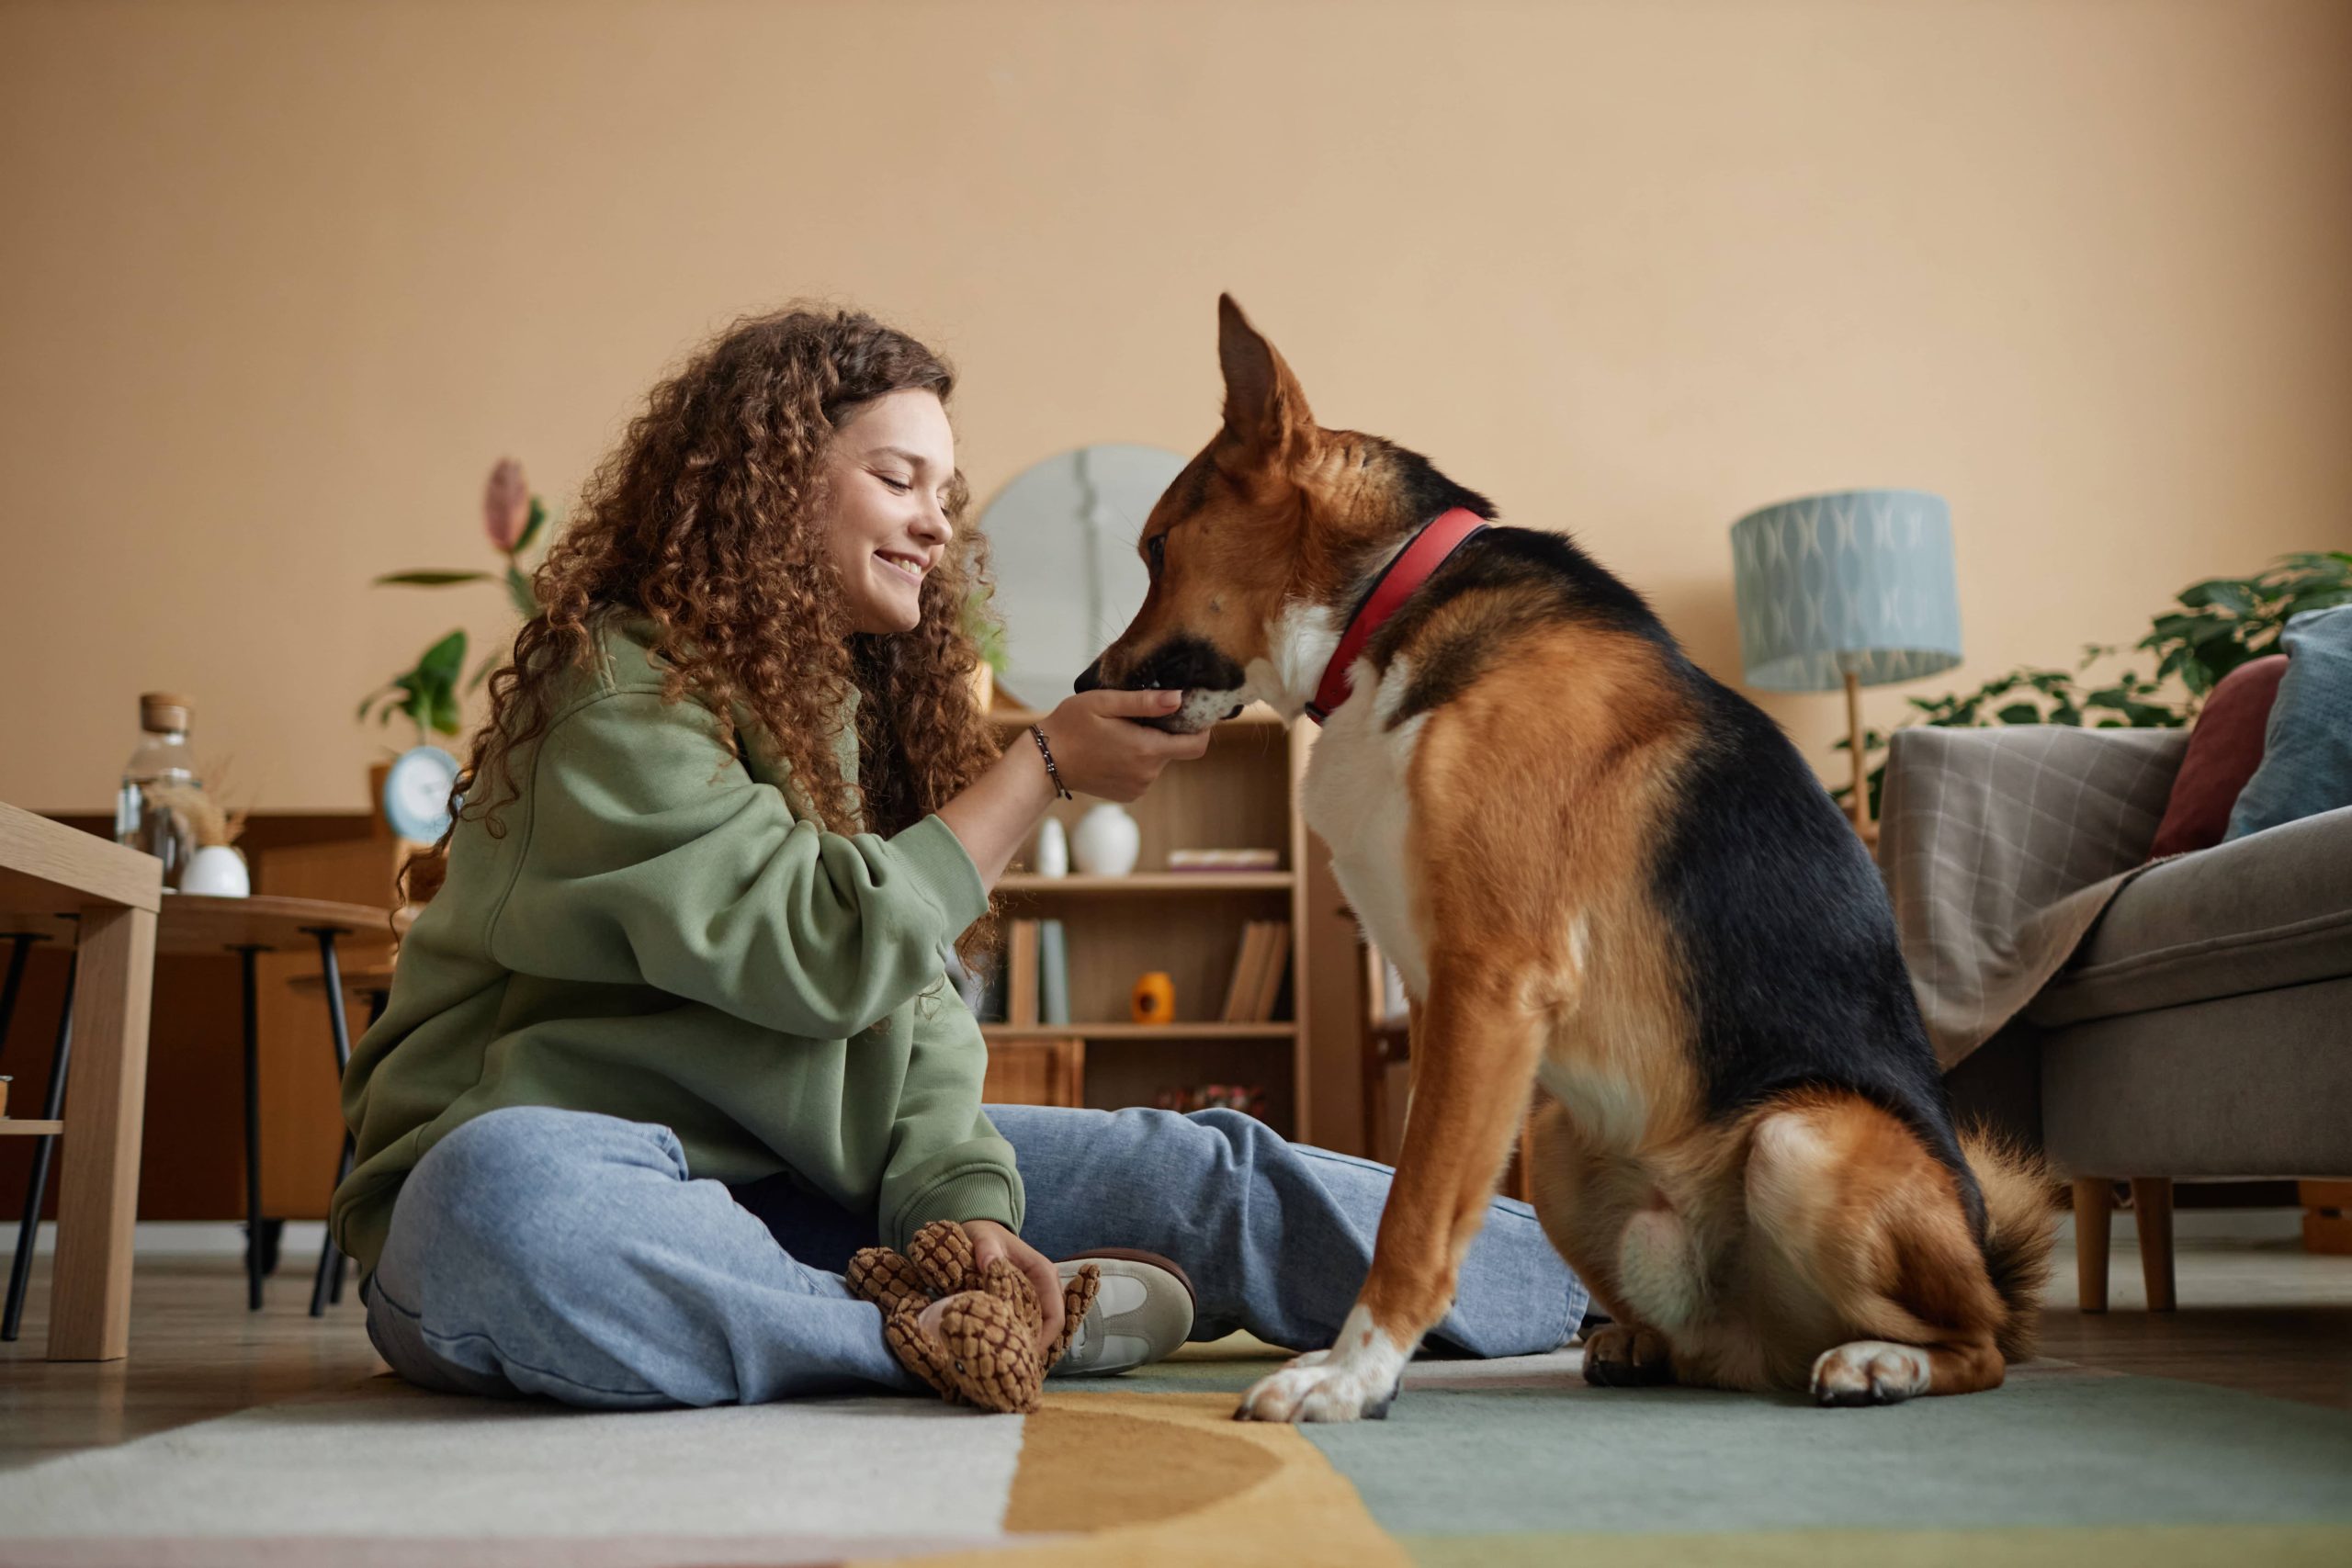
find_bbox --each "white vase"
[1071,803,1141,877]
[1034,817,1069,877]
[180,845,250,897]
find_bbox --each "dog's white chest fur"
[1258,604,1432,1000]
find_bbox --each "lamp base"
[1843,670,1877,851]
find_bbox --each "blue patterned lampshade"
[1729,489,1962,692]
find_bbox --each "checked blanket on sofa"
[1876,726,2189,1067]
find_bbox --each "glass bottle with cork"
[116,692,201,888]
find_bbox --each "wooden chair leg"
[2072,1178,2113,1314]
[2131,1177,2177,1312]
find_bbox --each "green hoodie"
[330,615,1019,1275]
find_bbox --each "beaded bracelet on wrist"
[1028,725,1073,800]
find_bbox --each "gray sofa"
[1880,726,2352,1310]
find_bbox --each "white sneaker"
[1049,1249,1195,1378]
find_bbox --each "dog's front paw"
[1580,1322,1675,1387]
[1236,1357,1400,1423]
[1810,1340,1930,1406]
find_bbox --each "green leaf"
[417,629,468,683]
[1995,702,2042,725]
[430,686,460,738]
[514,495,549,556]
[375,570,493,588]
[506,563,538,618]
[2178,579,2257,615]
[2282,586,2352,618]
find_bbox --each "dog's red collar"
[1305,507,1487,725]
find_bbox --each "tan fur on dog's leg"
[1238,956,1545,1422]
[1739,1091,2030,1404]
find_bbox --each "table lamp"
[1729,489,1962,835]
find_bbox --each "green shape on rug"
[1302,1372,2352,1537]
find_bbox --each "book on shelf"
[1005,919,1041,1026]
[1038,919,1070,1026]
[1167,847,1282,873]
[1219,920,1262,1023]
[1250,919,1291,1022]
[1222,919,1291,1023]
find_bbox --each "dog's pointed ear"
[1217,294,1314,460]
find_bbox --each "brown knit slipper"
[850,1222,1095,1412]
[879,1301,961,1403]
[879,1290,1047,1414]
[963,1251,1099,1372]
[845,1246,933,1319]
[931,1290,1047,1413]
[907,1220,979,1298]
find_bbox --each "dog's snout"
[1074,659,1104,694]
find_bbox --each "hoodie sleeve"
[489,690,989,1042]
[875,979,1024,1248]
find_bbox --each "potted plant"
[357,459,556,832]
[1838,550,2352,816]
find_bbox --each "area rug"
[3,1342,2348,1567]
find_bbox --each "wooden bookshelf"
[981,702,1314,1140]
[998,872,1294,894]
[983,1022,1296,1042]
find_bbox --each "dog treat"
[848,1220,1099,1415]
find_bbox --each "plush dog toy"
[847,1221,1100,1414]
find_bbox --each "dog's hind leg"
[1740,1092,2017,1405]
[1236,951,1548,1423]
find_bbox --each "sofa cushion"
[2147,654,2285,858]
[2027,801,2352,1027]
[2228,604,2352,840]
[2041,974,2352,1179]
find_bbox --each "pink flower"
[483,458,530,552]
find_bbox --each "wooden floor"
[2,1229,2346,1472]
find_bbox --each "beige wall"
[5,0,2350,816]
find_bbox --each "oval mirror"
[976,443,1187,708]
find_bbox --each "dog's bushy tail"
[1961,1127,2058,1363]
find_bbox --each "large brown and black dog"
[1080,297,2053,1422]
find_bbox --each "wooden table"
[0,802,162,1362]
[0,883,390,1352]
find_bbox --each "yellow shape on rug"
[856,1390,1412,1568]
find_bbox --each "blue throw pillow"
[2225,604,2352,840]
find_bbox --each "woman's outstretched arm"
[936,687,1209,886]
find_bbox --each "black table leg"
[0,931,45,1067]
[233,944,266,1312]
[327,989,385,1308]
[3,952,75,1342]
[305,930,356,1318]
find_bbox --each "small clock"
[382,744,460,842]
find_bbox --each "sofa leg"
[2072,1179,2113,1313]
[2131,1178,2177,1311]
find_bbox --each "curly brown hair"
[444,304,1002,957]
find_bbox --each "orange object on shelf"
[1130,971,1175,1025]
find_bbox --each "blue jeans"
[362,1103,1587,1408]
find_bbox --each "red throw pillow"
[2148,654,2289,858]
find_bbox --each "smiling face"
[822,389,959,636]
